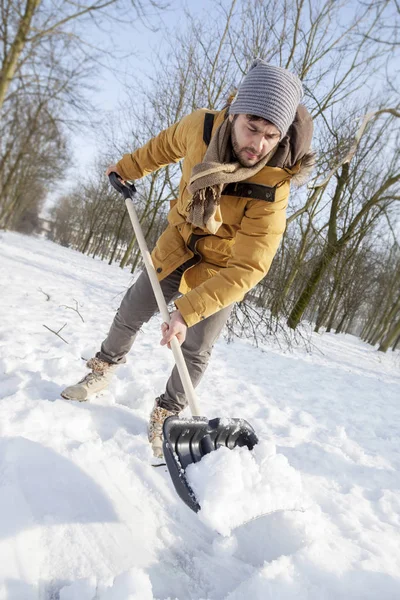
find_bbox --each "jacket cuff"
[116,154,141,181]
[174,295,205,327]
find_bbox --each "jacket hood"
[290,150,317,186]
[268,104,316,186]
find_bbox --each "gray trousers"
[97,266,232,413]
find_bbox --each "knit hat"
[229,59,304,139]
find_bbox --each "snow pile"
[59,578,97,600]
[99,568,153,600]
[59,568,153,600]
[186,440,304,536]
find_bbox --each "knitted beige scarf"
[186,117,275,234]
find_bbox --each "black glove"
[108,172,136,199]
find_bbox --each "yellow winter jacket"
[117,107,313,327]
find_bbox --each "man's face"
[229,114,280,167]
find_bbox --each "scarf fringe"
[187,184,223,229]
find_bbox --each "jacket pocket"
[153,225,186,262]
[198,236,235,267]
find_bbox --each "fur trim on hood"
[290,151,317,186]
[268,104,315,186]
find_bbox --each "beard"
[230,122,263,167]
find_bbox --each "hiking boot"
[61,357,118,402]
[148,398,175,459]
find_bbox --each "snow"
[186,442,304,536]
[0,231,400,599]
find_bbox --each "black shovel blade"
[162,416,259,513]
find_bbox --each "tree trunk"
[345,314,357,335]
[393,334,400,352]
[288,246,337,329]
[92,216,110,258]
[272,218,314,316]
[314,278,340,332]
[130,249,142,274]
[335,312,348,334]
[2,193,23,229]
[0,0,41,111]
[108,211,127,265]
[120,233,137,269]
[361,312,378,341]
[378,319,400,353]
[370,296,400,346]
[81,230,93,255]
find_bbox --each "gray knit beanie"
[229,59,304,139]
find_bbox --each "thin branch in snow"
[59,299,85,322]
[38,288,51,301]
[43,323,69,344]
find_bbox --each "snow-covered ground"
[0,231,399,600]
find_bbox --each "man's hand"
[160,310,187,349]
[106,164,125,182]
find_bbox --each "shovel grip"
[117,180,201,417]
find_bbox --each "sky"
[54,0,216,204]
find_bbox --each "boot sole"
[60,393,88,402]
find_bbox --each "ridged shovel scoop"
[163,416,258,512]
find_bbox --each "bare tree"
[287,107,400,329]
[0,0,163,112]
[0,91,69,228]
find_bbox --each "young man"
[61,59,314,458]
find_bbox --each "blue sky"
[61,0,216,193]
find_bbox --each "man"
[61,59,314,458]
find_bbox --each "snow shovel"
[109,172,259,513]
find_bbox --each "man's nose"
[255,135,264,153]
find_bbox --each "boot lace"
[77,371,105,387]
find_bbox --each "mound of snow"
[59,568,153,600]
[99,568,153,600]
[186,440,303,536]
[60,578,96,600]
